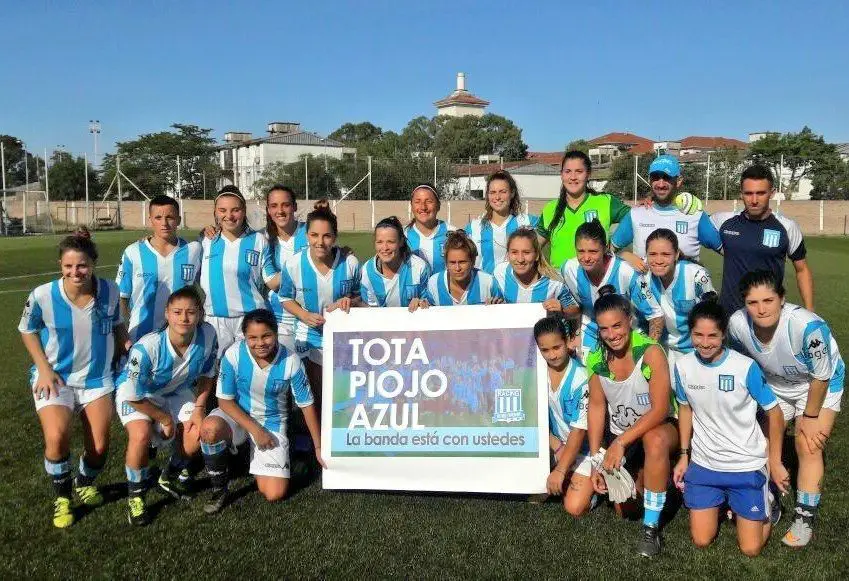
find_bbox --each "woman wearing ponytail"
[360,216,431,310]
[404,183,455,272]
[585,286,676,558]
[19,228,130,528]
[279,200,361,403]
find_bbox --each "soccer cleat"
[74,484,104,507]
[203,488,229,515]
[126,496,150,526]
[158,473,192,501]
[782,508,814,548]
[52,496,75,528]
[637,525,662,558]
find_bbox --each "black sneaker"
[637,525,661,558]
[158,472,192,501]
[127,496,150,526]
[204,487,229,515]
[769,491,783,527]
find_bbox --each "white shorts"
[208,408,291,479]
[776,389,843,421]
[551,451,593,477]
[115,387,195,426]
[33,383,113,413]
[207,315,244,357]
[277,331,296,354]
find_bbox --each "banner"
[321,303,549,494]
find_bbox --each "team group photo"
[3,2,849,579]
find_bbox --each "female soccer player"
[585,287,676,558]
[561,220,663,362]
[116,195,203,342]
[729,270,845,548]
[673,298,789,557]
[644,228,715,370]
[360,216,431,310]
[200,185,279,356]
[535,315,595,517]
[279,200,361,402]
[423,230,504,306]
[200,309,323,513]
[404,183,455,272]
[464,170,538,273]
[493,227,578,316]
[537,150,630,269]
[19,229,129,528]
[264,184,308,352]
[116,287,218,525]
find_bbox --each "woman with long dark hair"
[360,216,431,309]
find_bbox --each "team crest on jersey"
[675,221,688,234]
[636,392,651,407]
[762,229,781,248]
[492,387,525,423]
[340,279,356,295]
[97,318,112,335]
[584,210,598,222]
[272,379,288,393]
[402,284,421,303]
[121,401,135,416]
[783,365,802,376]
[181,264,196,282]
[244,250,260,266]
[718,374,735,392]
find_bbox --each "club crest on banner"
[492,387,525,423]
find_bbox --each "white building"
[218,122,355,198]
[434,73,489,118]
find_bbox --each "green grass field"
[1,231,848,579]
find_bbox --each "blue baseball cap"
[648,154,681,178]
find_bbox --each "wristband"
[679,448,690,456]
[803,412,819,419]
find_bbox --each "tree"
[400,116,441,153]
[328,122,384,145]
[0,134,42,187]
[606,153,652,199]
[565,139,591,155]
[433,114,528,161]
[747,127,837,195]
[100,124,220,200]
[42,152,100,201]
[810,155,849,200]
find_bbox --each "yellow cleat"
[52,496,75,528]
[74,485,104,507]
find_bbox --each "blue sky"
[2,1,848,159]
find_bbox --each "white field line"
[0,264,118,282]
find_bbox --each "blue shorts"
[683,463,769,522]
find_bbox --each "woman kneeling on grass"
[200,309,324,514]
[19,228,129,528]
[535,314,595,516]
[673,297,789,557]
[115,287,218,526]
[585,286,677,558]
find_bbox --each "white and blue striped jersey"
[19,278,122,389]
[360,254,431,307]
[116,322,218,401]
[264,223,309,333]
[548,357,589,443]
[116,238,203,341]
[405,220,455,273]
[610,205,722,261]
[647,261,715,353]
[279,248,361,351]
[464,213,540,273]
[674,349,777,472]
[493,262,577,308]
[424,269,503,306]
[200,229,277,317]
[560,255,662,350]
[728,303,845,401]
[217,340,314,432]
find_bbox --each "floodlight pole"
[84,152,90,225]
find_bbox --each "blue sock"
[125,465,150,497]
[75,456,103,487]
[797,490,821,508]
[643,489,666,527]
